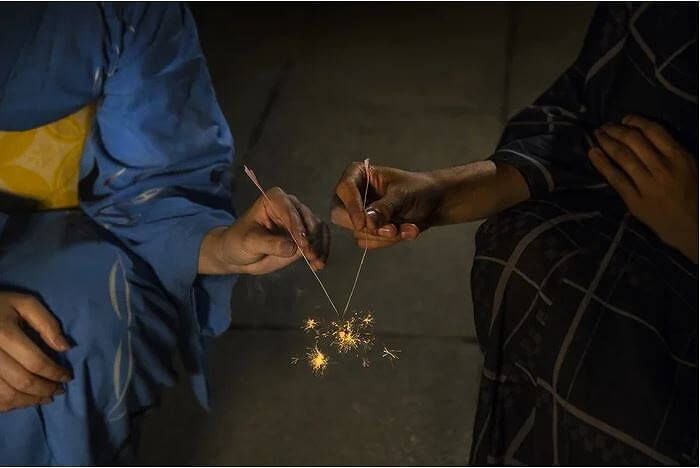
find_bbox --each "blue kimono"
[0,3,237,464]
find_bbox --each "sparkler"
[341,158,371,319]
[243,161,400,375]
[244,165,340,317]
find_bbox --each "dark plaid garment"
[469,3,698,465]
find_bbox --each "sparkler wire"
[243,165,340,316]
[341,158,371,318]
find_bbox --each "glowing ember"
[303,318,319,332]
[360,313,374,327]
[290,357,299,365]
[362,358,371,368]
[307,346,328,374]
[332,318,364,353]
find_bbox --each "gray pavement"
[138,4,595,465]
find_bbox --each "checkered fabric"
[469,3,698,465]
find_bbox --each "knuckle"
[266,186,284,198]
[0,327,13,343]
[16,295,39,309]
[25,358,48,376]
[625,128,643,143]
[348,161,362,173]
[16,376,34,392]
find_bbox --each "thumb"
[246,228,298,258]
[365,187,406,231]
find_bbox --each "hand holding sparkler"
[331,160,530,250]
[331,163,442,249]
[198,185,330,275]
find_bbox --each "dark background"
[138,3,595,465]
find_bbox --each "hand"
[0,292,72,412]
[590,115,698,262]
[199,187,330,275]
[330,162,444,249]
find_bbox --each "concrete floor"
[138,4,595,465]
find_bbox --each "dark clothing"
[470,3,698,465]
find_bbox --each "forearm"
[430,160,530,225]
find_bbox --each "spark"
[360,312,374,327]
[290,357,299,365]
[333,320,360,353]
[362,358,371,368]
[382,346,401,361]
[303,318,319,332]
[307,346,328,375]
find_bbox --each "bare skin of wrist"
[428,160,530,225]
[198,226,231,275]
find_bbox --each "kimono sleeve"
[490,4,631,197]
[79,3,236,333]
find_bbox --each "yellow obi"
[0,104,96,210]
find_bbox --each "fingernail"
[378,227,393,237]
[622,115,632,124]
[60,374,72,383]
[40,397,52,405]
[299,231,307,238]
[54,387,65,395]
[54,335,71,351]
[366,208,381,226]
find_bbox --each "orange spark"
[307,346,328,375]
[303,318,319,332]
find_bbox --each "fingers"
[0,325,72,384]
[399,223,420,240]
[365,187,405,232]
[353,230,401,250]
[288,195,328,270]
[265,187,329,268]
[330,199,355,231]
[600,123,666,175]
[588,147,639,206]
[10,294,70,352]
[244,226,297,258]
[241,249,302,275]
[594,128,652,187]
[377,224,398,238]
[350,223,420,249]
[265,187,308,243]
[0,377,50,412]
[0,348,62,398]
[334,162,367,230]
[622,115,688,160]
